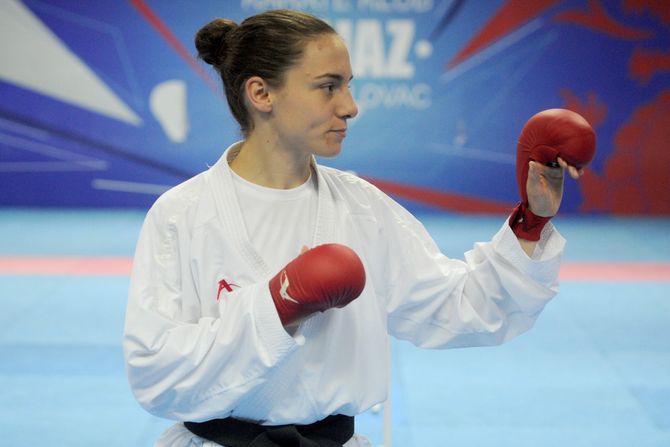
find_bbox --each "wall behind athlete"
[0,0,668,214]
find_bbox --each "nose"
[339,87,358,120]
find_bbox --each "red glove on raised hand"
[510,108,596,241]
[269,244,366,327]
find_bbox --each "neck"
[230,133,312,189]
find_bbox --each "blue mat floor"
[0,209,668,446]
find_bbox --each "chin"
[319,148,343,159]
[313,143,343,159]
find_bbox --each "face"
[268,34,358,158]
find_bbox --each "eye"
[321,83,335,93]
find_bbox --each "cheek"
[291,111,328,135]
[277,98,331,134]
[308,106,334,129]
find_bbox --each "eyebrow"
[314,73,354,82]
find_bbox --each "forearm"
[386,219,565,349]
[124,277,298,420]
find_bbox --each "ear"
[244,76,273,113]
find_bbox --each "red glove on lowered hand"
[510,108,596,241]
[269,244,366,327]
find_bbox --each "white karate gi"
[123,142,565,446]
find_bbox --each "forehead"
[291,34,353,79]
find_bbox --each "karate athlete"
[123,9,595,447]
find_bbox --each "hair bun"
[195,18,237,66]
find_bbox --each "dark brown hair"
[195,9,336,136]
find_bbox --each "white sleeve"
[122,207,299,422]
[376,193,565,349]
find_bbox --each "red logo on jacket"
[217,278,239,300]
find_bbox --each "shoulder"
[317,164,388,203]
[316,164,427,229]
[145,170,212,232]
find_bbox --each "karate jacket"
[123,143,565,426]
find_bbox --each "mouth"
[330,129,347,137]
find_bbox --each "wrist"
[509,201,551,242]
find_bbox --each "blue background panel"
[1,0,669,214]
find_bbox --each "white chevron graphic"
[0,0,142,126]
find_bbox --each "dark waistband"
[184,414,354,447]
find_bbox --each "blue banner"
[1,0,668,214]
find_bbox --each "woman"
[123,9,585,447]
